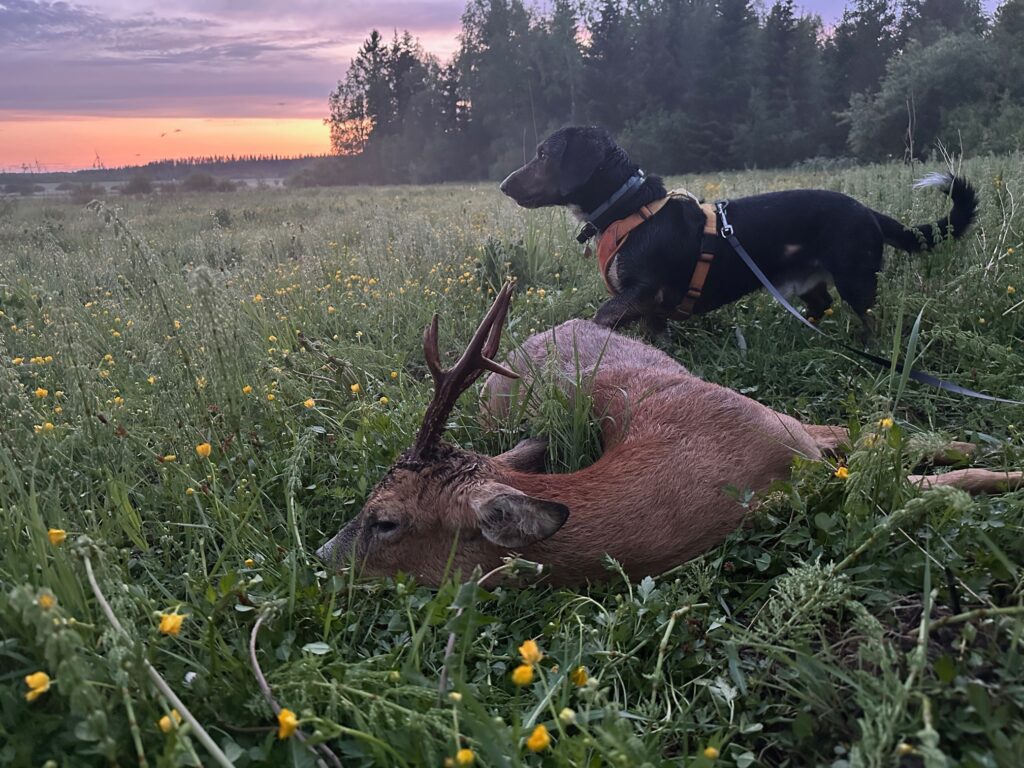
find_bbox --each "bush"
[121,175,154,195]
[286,158,350,188]
[181,172,235,193]
[70,183,106,204]
[3,181,44,196]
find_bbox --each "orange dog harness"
[589,188,719,320]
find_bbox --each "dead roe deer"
[316,284,1021,586]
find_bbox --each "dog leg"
[830,251,881,343]
[799,282,833,322]
[594,287,650,330]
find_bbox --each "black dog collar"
[576,169,646,243]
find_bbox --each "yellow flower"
[268,335,277,343]
[703,746,720,760]
[24,671,51,702]
[159,612,185,636]
[455,748,475,765]
[511,664,534,687]
[195,442,212,458]
[518,639,543,665]
[350,383,361,394]
[379,396,388,405]
[525,724,551,752]
[558,707,576,724]
[327,305,336,313]
[12,357,23,365]
[390,371,398,379]
[47,528,66,546]
[173,320,182,330]
[147,375,156,385]
[158,710,182,733]
[253,294,264,303]
[277,708,298,739]
[879,417,894,429]
[185,488,195,496]
[38,593,56,610]
[35,387,48,398]
[1009,285,1017,295]
[242,385,253,394]
[570,666,588,686]
[244,558,255,567]
[267,393,276,401]
[896,742,914,756]
[303,397,315,408]
[162,454,177,463]
[448,691,462,703]
[834,466,849,480]
[824,307,834,316]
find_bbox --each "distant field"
[1,158,1022,766]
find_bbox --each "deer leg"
[803,425,850,457]
[906,469,1023,494]
[803,424,978,466]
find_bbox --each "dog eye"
[537,149,546,160]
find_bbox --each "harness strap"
[672,203,720,320]
[593,188,714,320]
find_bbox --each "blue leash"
[714,200,1023,406]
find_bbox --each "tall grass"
[1,157,1022,766]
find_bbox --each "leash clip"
[576,222,597,244]
[715,200,734,238]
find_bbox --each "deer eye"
[371,519,400,537]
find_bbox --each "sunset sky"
[0,0,1003,172]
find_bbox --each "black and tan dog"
[500,126,978,335]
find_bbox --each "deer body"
[480,319,820,583]
[316,286,1020,587]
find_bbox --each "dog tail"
[872,173,978,253]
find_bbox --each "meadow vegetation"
[1,156,1022,767]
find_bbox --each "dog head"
[500,126,620,209]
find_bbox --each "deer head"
[315,284,569,584]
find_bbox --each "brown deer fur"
[316,315,1021,587]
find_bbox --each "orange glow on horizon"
[0,115,331,172]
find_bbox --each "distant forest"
[311,0,1024,185]
[0,155,330,187]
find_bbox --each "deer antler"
[413,282,518,457]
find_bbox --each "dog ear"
[557,128,611,197]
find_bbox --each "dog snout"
[499,172,515,196]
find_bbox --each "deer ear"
[473,485,568,548]
[493,437,549,473]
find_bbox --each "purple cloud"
[0,0,464,117]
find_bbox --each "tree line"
[318,0,1024,185]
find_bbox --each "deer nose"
[315,539,335,564]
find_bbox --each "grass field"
[1,156,1023,767]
